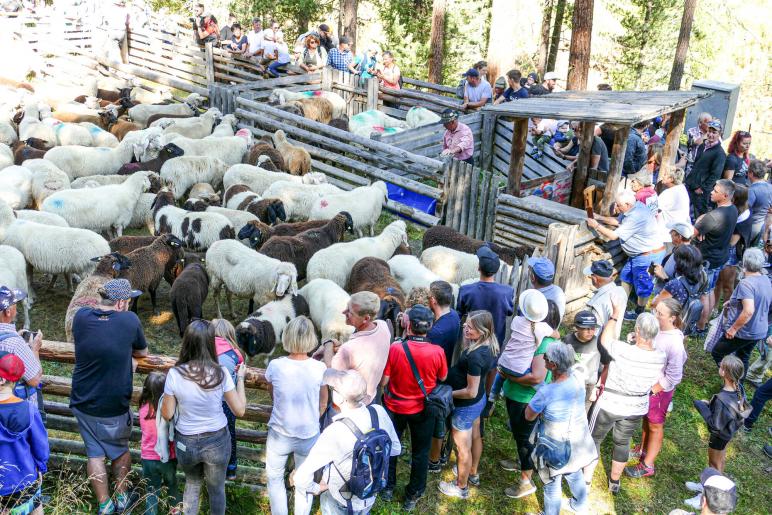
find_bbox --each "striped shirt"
[0,323,42,407]
[597,339,665,417]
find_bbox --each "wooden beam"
[366,77,379,111]
[507,117,529,195]
[600,126,630,214]
[569,122,596,208]
[660,107,686,176]
[481,112,496,171]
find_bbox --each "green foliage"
[372,0,432,80]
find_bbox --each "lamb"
[205,238,299,318]
[405,106,441,128]
[64,252,132,342]
[346,257,405,331]
[150,108,221,139]
[160,156,229,199]
[235,294,310,358]
[223,163,326,195]
[280,97,334,124]
[268,89,346,119]
[388,254,459,299]
[298,278,354,342]
[118,233,184,314]
[127,92,202,127]
[25,159,70,208]
[108,234,181,286]
[41,171,152,238]
[308,181,388,237]
[77,122,120,147]
[187,183,220,203]
[43,136,136,179]
[306,220,408,288]
[245,138,285,171]
[419,245,481,285]
[0,165,32,209]
[237,219,331,249]
[421,225,532,266]
[0,142,13,170]
[263,180,344,221]
[170,253,209,335]
[14,210,68,227]
[0,245,31,329]
[260,212,353,280]
[98,111,141,141]
[206,114,237,138]
[223,185,287,225]
[272,130,311,175]
[116,142,184,175]
[141,132,247,166]
[12,139,48,165]
[0,199,111,294]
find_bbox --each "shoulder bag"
[400,340,454,420]
[531,382,578,470]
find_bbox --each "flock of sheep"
[0,80,524,362]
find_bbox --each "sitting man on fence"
[327,35,358,73]
[460,68,492,111]
[70,279,148,515]
[587,189,665,321]
[440,109,474,165]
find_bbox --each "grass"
[28,214,771,514]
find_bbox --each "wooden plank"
[498,193,587,224]
[468,166,480,238]
[214,62,264,81]
[486,177,501,241]
[507,117,529,194]
[569,122,596,208]
[481,112,495,171]
[128,34,207,64]
[128,53,208,86]
[98,58,209,96]
[204,41,214,84]
[600,125,630,214]
[366,77,379,111]
[402,77,457,95]
[459,162,472,234]
[661,107,686,177]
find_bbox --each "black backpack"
[679,272,707,336]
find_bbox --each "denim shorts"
[705,266,723,292]
[451,394,486,431]
[724,246,739,267]
[620,250,665,298]
[72,408,132,460]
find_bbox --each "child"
[138,371,180,515]
[212,318,244,480]
[530,118,558,160]
[267,37,292,77]
[0,351,48,515]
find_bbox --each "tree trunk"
[428,0,447,84]
[668,0,697,90]
[537,0,553,77]
[296,10,311,36]
[342,0,358,52]
[486,0,519,84]
[634,2,653,89]
[546,0,566,72]
[566,0,594,90]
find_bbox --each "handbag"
[400,339,454,420]
[531,385,577,470]
[704,298,741,352]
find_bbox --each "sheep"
[235,294,310,358]
[349,109,408,139]
[205,238,299,319]
[405,107,441,128]
[205,206,258,240]
[260,212,354,280]
[45,119,93,146]
[160,156,229,199]
[328,116,349,132]
[223,163,326,195]
[129,86,173,106]
[272,130,311,175]
[18,103,56,145]
[0,165,32,209]
[181,210,235,251]
[64,252,132,342]
[12,139,48,165]
[306,220,408,288]
[116,142,184,175]
[245,137,285,171]
[50,112,102,125]
[308,181,388,237]
[187,183,220,203]
[346,257,406,332]
[263,180,344,221]
[237,219,331,249]
[170,253,209,335]
[118,234,184,314]
[0,142,13,170]
[140,132,247,166]
[298,278,354,342]
[77,122,120,147]
[14,210,68,227]
[280,97,334,124]
[145,112,196,128]
[0,121,18,147]
[70,171,161,191]
[419,245,482,285]
[41,171,152,238]
[0,245,31,329]
[421,225,532,266]
[268,89,347,119]
[43,136,136,179]
[388,254,459,299]
[150,108,221,139]
[206,114,237,138]
[151,190,187,239]
[128,92,201,127]
[98,111,141,141]
[128,192,156,231]
[108,234,181,286]
[25,159,70,208]
[0,199,111,294]
[255,154,279,172]
[223,185,287,225]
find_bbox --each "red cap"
[0,352,25,382]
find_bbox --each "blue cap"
[462,68,480,78]
[527,257,555,281]
[102,279,142,300]
[583,259,614,278]
[407,305,434,332]
[707,119,722,131]
[573,310,599,328]
[0,286,26,311]
[476,245,500,275]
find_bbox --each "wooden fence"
[440,160,502,241]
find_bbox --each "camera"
[19,329,39,343]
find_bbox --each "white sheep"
[160,156,229,199]
[205,238,298,318]
[0,165,32,209]
[349,109,408,139]
[128,92,202,127]
[0,121,17,147]
[419,245,482,285]
[0,245,31,329]
[0,142,13,170]
[150,108,221,139]
[70,172,160,190]
[405,107,442,128]
[299,278,355,342]
[263,181,344,221]
[206,114,237,138]
[129,192,156,231]
[139,131,247,166]
[388,254,459,299]
[223,163,327,195]
[43,136,136,179]
[25,159,71,208]
[306,220,408,288]
[41,171,152,237]
[308,181,388,237]
[268,89,347,119]
[78,122,119,147]
[129,86,173,106]
[14,210,69,227]
[44,118,93,146]
[18,102,56,146]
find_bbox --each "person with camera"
[381,305,448,511]
[191,4,219,45]
[0,286,43,412]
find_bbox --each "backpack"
[336,405,392,512]
[678,272,707,336]
[455,79,466,99]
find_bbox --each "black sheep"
[117,142,184,175]
[422,225,533,266]
[170,253,209,335]
[237,219,330,249]
[235,294,310,357]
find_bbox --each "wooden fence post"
[204,41,214,85]
[507,117,529,195]
[544,222,578,292]
[569,121,596,208]
[321,67,332,92]
[120,22,129,64]
[481,112,495,171]
[366,77,379,111]
[600,125,630,214]
[661,108,686,177]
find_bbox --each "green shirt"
[502,336,554,403]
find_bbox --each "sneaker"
[684,493,703,510]
[692,327,708,338]
[428,460,442,473]
[402,495,421,512]
[499,459,518,472]
[608,479,621,495]
[623,309,640,322]
[504,480,536,499]
[763,445,772,460]
[380,489,394,502]
[685,481,704,493]
[438,480,469,499]
[624,462,656,478]
[452,464,480,486]
[629,445,643,459]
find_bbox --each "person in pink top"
[629,168,658,214]
[626,298,687,479]
[440,109,474,165]
[211,319,244,480]
[138,372,181,515]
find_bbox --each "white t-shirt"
[656,184,691,243]
[164,366,235,435]
[598,340,666,417]
[265,357,327,439]
[247,29,264,55]
[275,42,291,64]
[261,40,278,59]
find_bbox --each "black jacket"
[685,143,727,192]
[694,389,751,441]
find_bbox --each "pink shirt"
[331,320,391,404]
[139,403,175,461]
[654,328,687,392]
[443,122,474,161]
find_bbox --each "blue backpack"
[336,405,391,512]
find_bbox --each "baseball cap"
[527,257,555,282]
[518,289,548,322]
[495,76,506,88]
[476,245,501,275]
[583,259,614,278]
[667,221,694,239]
[573,310,599,328]
[0,351,25,383]
[318,23,330,32]
[527,72,539,82]
[700,467,737,513]
[102,279,142,301]
[707,119,722,131]
[462,68,480,78]
[408,304,434,333]
[441,109,459,124]
[543,71,560,81]
[0,286,27,311]
[323,369,367,405]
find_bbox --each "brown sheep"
[117,142,184,175]
[245,137,286,171]
[12,139,49,165]
[346,256,406,332]
[237,219,330,249]
[108,234,182,287]
[99,111,141,141]
[421,225,533,266]
[281,97,334,124]
[52,112,101,124]
[271,130,311,175]
[117,234,184,315]
[0,77,34,93]
[170,252,208,335]
[329,116,349,132]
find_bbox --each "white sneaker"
[685,481,704,493]
[684,493,703,510]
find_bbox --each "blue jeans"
[620,250,665,298]
[175,427,230,515]
[490,366,528,399]
[267,61,289,77]
[543,469,588,515]
[266,428,317,515]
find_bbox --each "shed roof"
[483,90,711,125]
